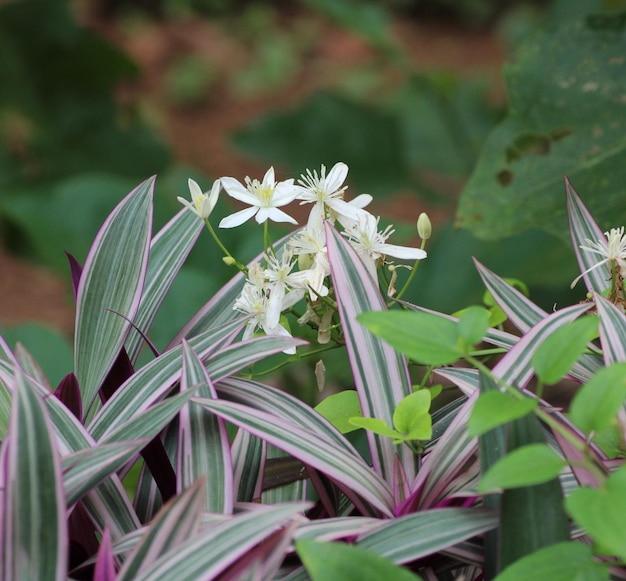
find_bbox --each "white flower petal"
[379,244,427,261]
[219,206,258,228]
[262,166,276,186]
[255,207,272,224]
[221,177,260,205]
[350,193,373,209]
[325,162,348,193]
[188,178,203,198]
[266,207,298,224]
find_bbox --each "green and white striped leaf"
[6,368,143,537]
[356,508,497,565]
[63,439,148,507]
[232,428,264,502]
[566,177,610,294]
[2,369,67,580]
[178,341,233,513]
[475,260,602,381]
[203,335,305,383]
[75,177,154,417]
[407,392,478,510]
[493,302,594,389]
[325,223,416,487]
[218,377,359,455]
[118,478,205,580]
[133,503,308,581]
[0,359,140,537]
[101,391,196,446]
[126,207,204,363]
[87,316,244,441]
[595,293,626,365]
[294,517,382,541]
[193,397,395,516]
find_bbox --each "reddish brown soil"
[0,8,505,334]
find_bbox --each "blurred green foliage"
[458,10,626,240]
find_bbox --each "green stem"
[395,239,427,302]
[204,219,247,273]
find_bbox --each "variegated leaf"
[325,223,416,488]
[75,177,154,418]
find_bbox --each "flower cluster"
[178,162,428,350]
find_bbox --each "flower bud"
[417,213,432,241]
[222,256,237,266]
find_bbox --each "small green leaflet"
[469,391,537,437]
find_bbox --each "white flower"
[233,281,296,354]
[571,227,626,288]
[177,178,220,219]
[290,205,330,299]
[219,167,300,228]
[263,249,306,328]
[297,162,370,222]
[342,211,427,279]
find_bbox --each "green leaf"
[476,371,506,579]
[393,390,431,440]
[315,390,363,434]
[498,412,570,570]
[469,391,537,437]
[532,316,598,385]
[566,465,626,561]
[458,15,626,240]
[569,362,626,434]
[456,306,490,350]
[348,417,400,439]
[494,542,608,581]
[296,540,422,581]
[358,310,461,366]
[478,443,566,493]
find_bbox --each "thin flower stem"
[394,239,427,301]
[204,219,247,273]
[263,221,275,258]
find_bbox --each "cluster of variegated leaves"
[0,168,490,581]
[360,178,626,580]
[0,170,622,581]
[178,162,427,352]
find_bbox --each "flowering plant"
[1,167,626,580]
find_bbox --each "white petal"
[325,162,348,193]
[188,178,203,198]
[255,207,272,224]
[328,198,366,222]
[221,177,259,205]
[272,182,301,205]
[262,166,276,186]
[208,179,221,208]
[379,243,427,261]
[262,323,296,355]
[219,206,258,228]
[177,197,200,218]
[350,193,373,209]
[267,207,298,224]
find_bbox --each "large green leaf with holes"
[457,13,626,240]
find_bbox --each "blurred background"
[1,0,625,391]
